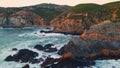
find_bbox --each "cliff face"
[58,21,120,57]
[50,2,120,34]
[0,11,45,28]
[0,3,70,27]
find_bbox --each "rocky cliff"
[58,20,120,58]
[0,10,45,28]
[0,3,70,27]
[50,1,120,34]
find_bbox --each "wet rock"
[41,57,58,67]
[41,53,95,68]
[5,49,39,63]
[12,48,17,51]
[44,44,54,49]
[34,44,57,52]
[48,59,95,68]
[58,21,120,57]
[34,44,44,50]
[4,55,15,61]
[22,64,30,68]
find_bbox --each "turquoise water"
[0,27,71,68]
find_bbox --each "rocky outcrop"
[0,10,45,28]
[41,52,95,68]
[50,3,120,34]
[58,21,120,58]
[4,49,40,63]
[34,44,57,52]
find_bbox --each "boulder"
[34,44,57,52]
[22,64,30,68]
[34,44,44,50]
[5,49,39,63]
[44,44,54,49]
[41,53,95,68]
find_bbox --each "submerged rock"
[12,48,17,51]
[5,49,39,63]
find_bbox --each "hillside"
[0,3,71,27]
[0,10,45,28]
[103,1,120,8]
[50,1,120,34]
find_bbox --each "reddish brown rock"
[0,10,45,28]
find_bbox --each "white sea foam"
[92,60,120,68]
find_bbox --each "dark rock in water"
[22,64,30,68]
[44,44,54,49]
[44,48,57,52]
[44,44,57,52]
[29,59,41,64]
[34,33,37,34]
[5,49,39,63]
[12,48,17,51]
[4,55,15,61]
[41,57,57,67]
[51,59,95,68]
[42,57,95,68]
[34,44,44,50]
[34,44,57,52]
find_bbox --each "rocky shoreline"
[3,21,120,68]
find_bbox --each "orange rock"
[101,49,110,56]
[85,54,97,59]
[61,52,73,60]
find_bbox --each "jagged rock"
[22,64,30,68]
[58,21,120,58]
[44,44,54,49]
[34,44,57,52]
[41,52,95,68]
[50,3,120,35]
[12,48,17,51]
[5,49,39,63]
[34,44,44,50]
[85,49,120,60]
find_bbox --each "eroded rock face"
[50,5,120,35]
[58,21,120,58]
[0,11,45,28]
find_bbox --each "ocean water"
[0,27,120,68]
[0,27,71,68]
